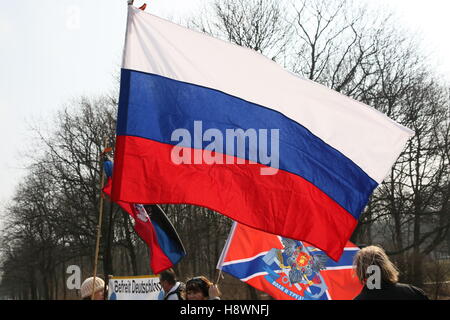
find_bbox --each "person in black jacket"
[353,245,428,300]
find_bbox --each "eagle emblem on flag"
[262,238,329,299]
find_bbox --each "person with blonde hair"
[353,245,428,300]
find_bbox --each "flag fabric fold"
[103,160,186,274]
[217,222,362,300]
[112,6,413,261]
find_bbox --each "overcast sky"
[0,0,449,213]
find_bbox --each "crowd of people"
[79,245,429,300]
[79,269,221,300]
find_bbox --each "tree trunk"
[123,212,138,275]
[62,263,67,300]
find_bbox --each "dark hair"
[159,268,177,285]
[185,276,212,298]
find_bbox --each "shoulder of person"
[164,282,181,300]
[166,293,179,300]
[396,283,429,300]
[407,284,429,300]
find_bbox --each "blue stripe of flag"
[152,220,185,265]
[117,69,377,219]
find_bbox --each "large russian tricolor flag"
[112,5,414,261]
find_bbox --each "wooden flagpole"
[91,137,108,300]
[103,146,114,299]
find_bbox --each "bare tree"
[190,0,293,62]
[1,0,449,299]
[194,0,450,288]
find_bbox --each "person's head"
[80,276,105,300]
[353,245,399,285]
[159,268,177,293]
[185,276,213,300]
